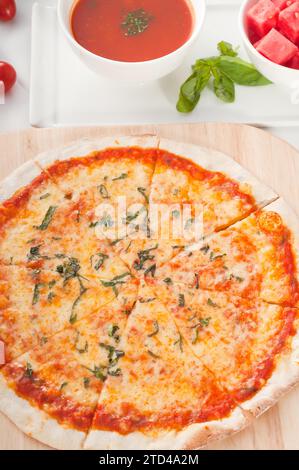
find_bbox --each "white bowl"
[239,0,299,92]
[58,0,206,82]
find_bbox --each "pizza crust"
[0,373,86,450]
[158,138,278,209]
[239,319,299,418]
[238,199,299,416]
[265,198,299,294]
[34,135,160,170]
[84,407,249,450]
[234,201,299,419]
[0,160,41,202]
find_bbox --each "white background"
[0,0,299,150]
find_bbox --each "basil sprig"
[177,41,271,113]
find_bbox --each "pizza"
[0,136,298,450]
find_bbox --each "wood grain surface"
[0,123,298,450]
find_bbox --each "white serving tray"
[30,0,299,128]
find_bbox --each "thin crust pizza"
[0,136,298,450]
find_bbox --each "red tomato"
[0,62,17,93]
[0,0,16,22]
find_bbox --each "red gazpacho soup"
[71,0,194,62]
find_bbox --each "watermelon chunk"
[286,50,299,67]
[248,28,262,45]
[278,2,299,44]
[254,39,263,47]
[256,28,298,63]
[247,0,280,37]
[271,0,295,10]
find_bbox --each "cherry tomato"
[0,62,17,93]
[0,0,16,22]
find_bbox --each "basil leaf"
[91,252,109,271]
[112,173,128,181]
[137,187,149,203]
[39,193,51,200]
[192,57,219,70]
[179,74,200,108]
[144,264,156,277]
[32,283,45,305]
[178,293,185,307]
[108,324,120,343]
[60,382,68,391]
[99,214,114,229]
[177,65,211,113]
[124,210,141,225]
[27,245,49,261]
[218,56,271,86]
[217,41,238,57]
[100,272,131,297]
[207,298,218,308]
[24,362,34,379]
[34,206,57,231]
[98,184,110,199]
[148,320,159,338]
[83,377,90,388]
[133,244,158,271]
[213,69,235,103]
[174,333,183,352]
[176,89,196,113]
[69,287,88,324]
[108,367,122,377]
[147,350,161,359]
[85,365,107,382]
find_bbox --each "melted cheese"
[148,280,296,398]
[0,265,138,361]
[152,208,298,307]
[90,283,233,435]
[1,297,133,431]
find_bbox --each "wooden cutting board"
[0,123,298,451]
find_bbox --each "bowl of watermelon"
[239,0,299,90]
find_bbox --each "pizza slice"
[34,137,158,212]
[0,264,138,362]
[85,282,248,450]
[147,280,298,406]
[0,165,73,266]
[151,140,277,236]
[151,199,299,307]
[0,166,134,287]
[34,138,159,272]
[0,296,135,450]
[140,140,277,271]
[24,202,139,284]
